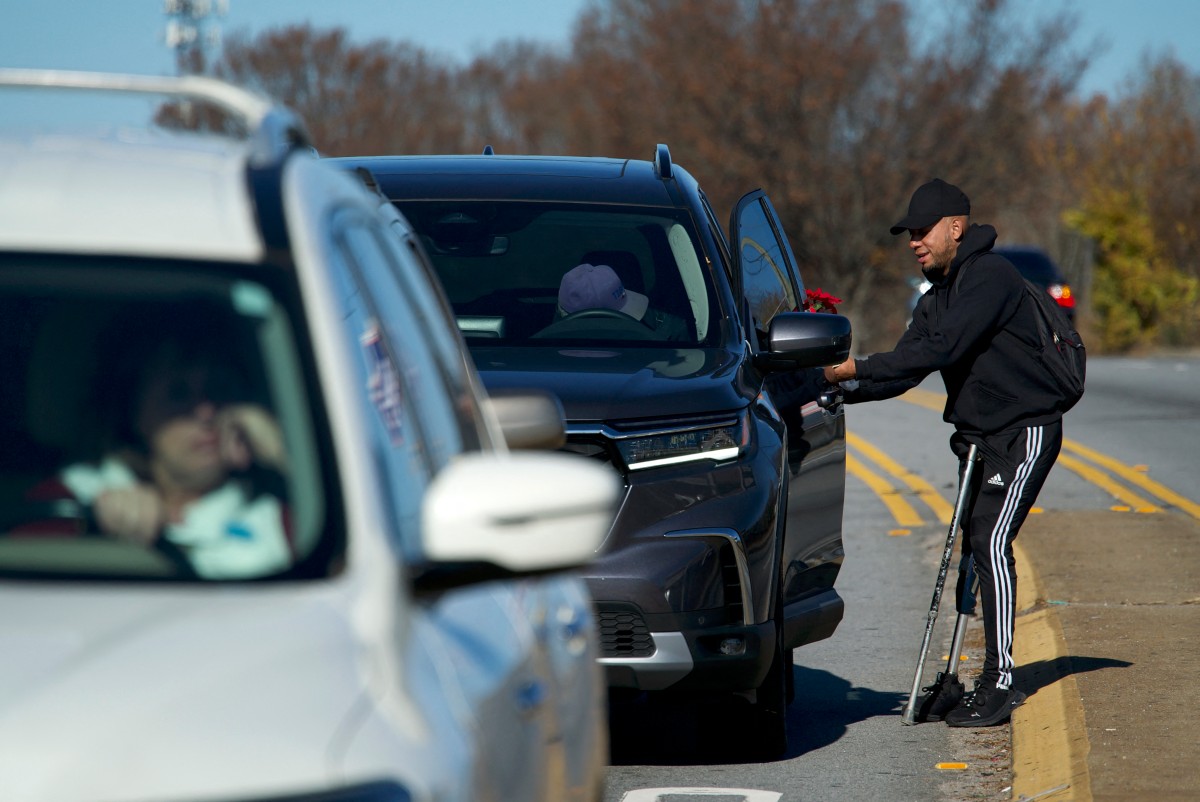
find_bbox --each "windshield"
[0,256,340,582]
[395,202,719,347]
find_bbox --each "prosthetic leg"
[912,556,979,722]
[901,444,979,725]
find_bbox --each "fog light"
[718,637,746,656]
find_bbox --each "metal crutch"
[901,443,979,725]
[911,556,980,721]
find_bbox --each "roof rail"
[0,68,311,166]
[654,143,672,180]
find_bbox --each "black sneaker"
[944,681,1027,727]
[915,671,966,722]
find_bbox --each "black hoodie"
[849,223,1066,435]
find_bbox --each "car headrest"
[580,250,644,294]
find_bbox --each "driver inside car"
[553,262,689,341]
[21,324,293,580]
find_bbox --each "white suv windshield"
[0,257,338,582]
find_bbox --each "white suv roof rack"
[0,68,310,166]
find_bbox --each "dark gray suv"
[336,145,852,756]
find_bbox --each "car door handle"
[818,387,843,410]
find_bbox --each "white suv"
[0,70,617,802]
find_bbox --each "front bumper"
[597,616,776,693]
[594,585,844,692]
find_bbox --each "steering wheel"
[0,499,198,579]
[559,308,652,327]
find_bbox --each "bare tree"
[454,41,574,154]
[215,25,467,155]
[1120,57,1200,279]
[513,0,1089,346]
[1058,55,1200,349]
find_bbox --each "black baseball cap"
[890,178,971,235]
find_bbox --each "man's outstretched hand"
[824,359,857,383]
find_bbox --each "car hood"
[0,583,377,801]
[470,345,751,421]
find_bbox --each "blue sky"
[2,0,1198,126]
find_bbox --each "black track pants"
[952,421,1063,690]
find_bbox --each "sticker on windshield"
[361,319,405,445]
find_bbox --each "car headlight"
[616,410,750,471]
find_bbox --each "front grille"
[595,604,655,658]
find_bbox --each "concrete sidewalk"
[1011,509,1200,801]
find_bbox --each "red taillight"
[1049,283,1075,309]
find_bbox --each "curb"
[1011,541,1093,801]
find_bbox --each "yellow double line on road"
[846,434,952,529]
[1059,440,1200,517]
[893,388,1200,520]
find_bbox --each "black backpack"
[1024,279,1086,411]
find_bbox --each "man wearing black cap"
[824,179,1065,727]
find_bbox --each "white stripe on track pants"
[952,421,1063,690]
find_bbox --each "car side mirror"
[413,451,618,592]
[755,311,852,371]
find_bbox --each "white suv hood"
[0,582,393,802]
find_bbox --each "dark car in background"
[993,245,1077,322]
[335,145,853,757]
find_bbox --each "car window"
[395,201,716,347]
[330,211,495,557]
[377,217,492,452]
[339,218,480,466]
[734,195,799,333]
[700,193,735,289]
[0,256,335,581]
[328,220,430,557]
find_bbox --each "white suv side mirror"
[421,451,618,573]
